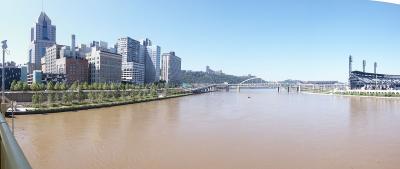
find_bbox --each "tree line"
[29,83,186,108]
[10,80,170,91]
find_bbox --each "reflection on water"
[11,90,400,169]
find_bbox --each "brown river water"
[10,89,400,169]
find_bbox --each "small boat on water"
[6,105,29,116]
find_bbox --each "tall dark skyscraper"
[28,12,56,73]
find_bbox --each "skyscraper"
[161,52,181,85]
[86,45,122,83]
[29,12,56,73]
[117,37,145,84]
[142,38,161,83]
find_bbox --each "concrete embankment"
[13,93,193,115]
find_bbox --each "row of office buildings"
[0,62,27,90]
[25,12,182,86]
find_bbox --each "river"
[11,89,400,169]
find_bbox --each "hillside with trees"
[181,70,260,84]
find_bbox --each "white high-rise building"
[142,38,161,83]
[86,46,122,83]
[147,45,161,82]
[161,52,182,85]
[117,37,145,84]
[29,12,56,73]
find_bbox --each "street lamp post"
[1,40,7,115]
[1,40,7,105]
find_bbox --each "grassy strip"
[21,93,192,115]
[301,90,334,94]
[304,89,400,98]
[334,92,400,97]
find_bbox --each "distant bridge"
[190,77,347,94]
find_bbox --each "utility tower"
[363,60,366,73]
[348,55,353,89]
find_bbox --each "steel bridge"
[190,77,346,94]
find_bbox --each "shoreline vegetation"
[21,93,192,115]
[8,80,194,115]
[302,89,400,98]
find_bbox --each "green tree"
[151,88,158,98]
[82,82,89,90]
[120,90,126,100]
[39,93,44,103]
[91,83,98,90]
[16,81,24,91]
[61,92,67,104]
[65,92,73,104]
[23,82,30,91]
[47,82,55,90]
[39,83,46,91]
[111,91,118,100]
[54,82,60,90]
[102,83,109,90]
[32,93,40,107]
[130,90,137,100]
[70,82,78,90]
[88,92,95,102]
[139,90,145,99]
[120,83,126,91]
[98,92,105,102]
[158,80,166,89]
[127,84,134,90]
[32,92,45,106]
[110,83,117,90]
[30,83,40,91]
[10,80,17,91]
[76,89,85,102]
[60,83,67,90]
[47,92,56,106]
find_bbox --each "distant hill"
[279,79,340,85]
[181,70,261,84]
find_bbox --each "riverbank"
[302,90,400,99]
[13,93,193,115]
[14,88,400,169]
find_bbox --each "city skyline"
[1,0,400,82]
[8,11,181,86]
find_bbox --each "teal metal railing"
[0,114,31,169]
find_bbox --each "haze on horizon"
[1,0,399,82]
[372,0,400,5]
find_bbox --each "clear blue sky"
[1,0,400,82]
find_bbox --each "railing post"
[0,114,32,169]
